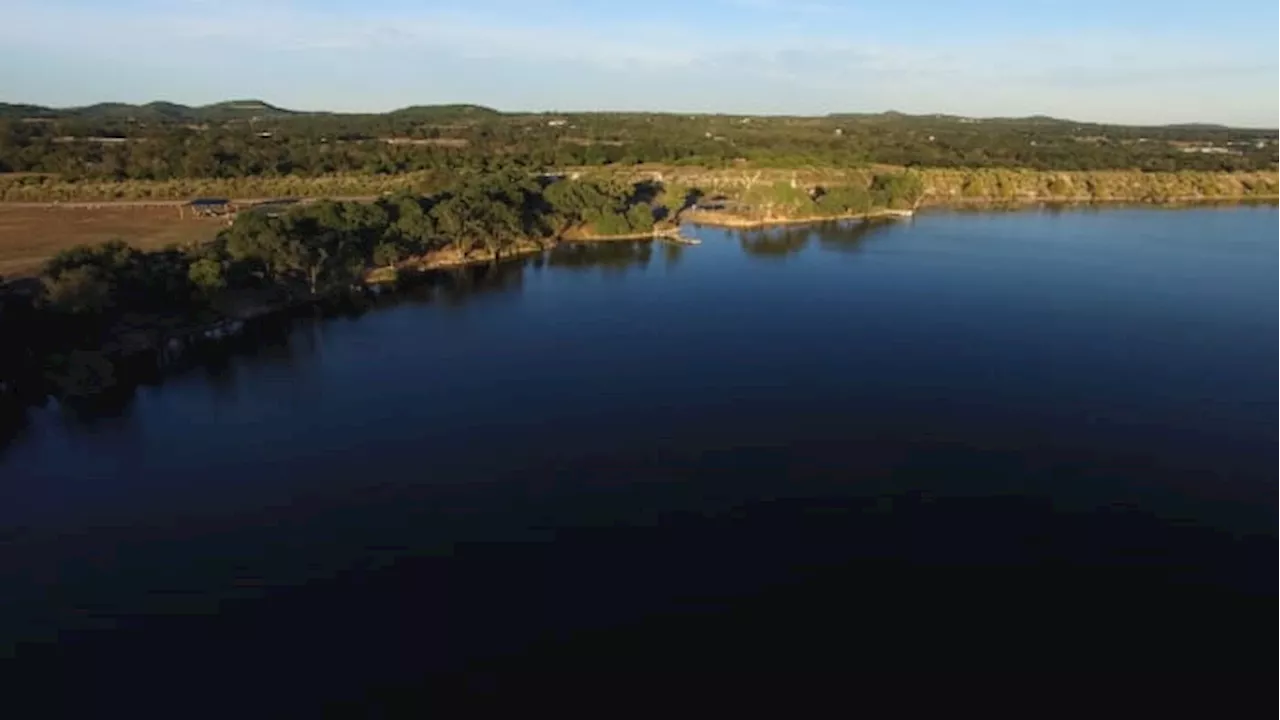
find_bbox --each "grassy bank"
[0,172,443,203]
[3,165,1273,277]
[3,167,1275,205]
[391,240,548,275]
[681,208,915,228]
[915,168,1278,204]
[559,226,683,241]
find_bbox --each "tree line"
[0,169,929,402]
[1,105,1275,183]
[0,173,679,401]
[36,172,665,310]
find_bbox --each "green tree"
[278,228,363,295]
[625,203,655,232]
[48,349,117,399]
[392,195,437,250]
[43,266,110,314]
[224,213,290,280]
[372,241,404,268]
[815,185,872,214]
[188,257,226,294]
[870,172,924,209]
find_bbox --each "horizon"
[7,97,1279,131]
[2,1,1278,128]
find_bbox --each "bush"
[625,203,655,232]
[188,258,226,294]
[588,211,632,236]
[815,185,872,214]
[43,267,111,314]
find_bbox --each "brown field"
[0,205,225,277]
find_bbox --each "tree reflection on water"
[546,240,653,272]
[0,240,676,444]
[736,218,895,259]
[737,227,811,258]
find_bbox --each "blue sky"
[2,0,1276,126]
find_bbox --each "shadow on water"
[816,217,896,253]
[2,210,1276,709]
[661,241,684,267]
[546,240,653,273]
[0,401,32,456]
[736,218,896,260]
[0,242,669,447]
[6,490,1273,712]
[738,226,811,259]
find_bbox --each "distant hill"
[0,99,300,122]
[1162,122,1230,131]
[829,111,1082,126]
[387,104,503,121]
[195,100,301,121]
[0,101,1267,132]
[0,100,501,123]
[57,102,193,122]
[140,101,195,120]
[0,103,61,119]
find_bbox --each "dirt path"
[0,195,380,209]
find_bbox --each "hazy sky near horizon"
[2,0,1276,126]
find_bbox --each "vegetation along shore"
[1,101,1276,409]
[0,169,913,406]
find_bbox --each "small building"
[188,198,233,218]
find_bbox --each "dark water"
[2,207,1276,704]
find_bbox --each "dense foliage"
[0,172,662,398]
[1,101,1275,184]
[40,172,669,304]
[0,167,930,401]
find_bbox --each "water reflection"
[546,241,653,272]
[435,259,528,305]
[0,241,673,444]
[662,242,684,268]
[816,218,894,254]
[2,208,1276,692]
[736,218,896,259]
[0,400,32,456]
[738,226,811,258]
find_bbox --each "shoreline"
[679,195,1278,230]
[6,198,1275,407]
[1,194,1273,211]
[681,208,914,229]
[558,227,683,242]
[383,230,680,278]
[922,194,1280,208]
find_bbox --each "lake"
[2,206,1276,705]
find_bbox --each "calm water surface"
[2,207,1276,702]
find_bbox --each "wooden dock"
[653,228,701,245]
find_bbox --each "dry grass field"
[0,205,225,277]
